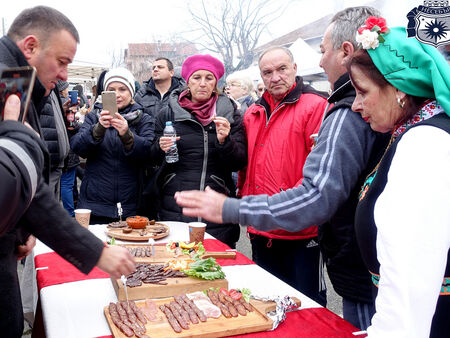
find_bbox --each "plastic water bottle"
[163,121,179,163]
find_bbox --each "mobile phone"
[101,91,118,118]
[68,90,78,106]
[0,66,36,123]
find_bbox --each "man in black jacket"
[135,57,184,217]
[0,6,135,336]
[134,57,184,117]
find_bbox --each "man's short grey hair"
[330,6,381,50]
[7,6,80,46]
[258,46,294,66]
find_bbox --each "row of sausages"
[207,289,253,317]
[108,301,150,338]
[159,294,207,333]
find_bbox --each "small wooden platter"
[112,275,228,301]
[120,244,188,263]
[120,244,238,262]
[106,222,169,241]
[104,296,301,337]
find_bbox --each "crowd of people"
[0,4,448,338]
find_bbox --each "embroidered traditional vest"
[355,114,450,337]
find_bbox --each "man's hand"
[174,186,226,224]
[96,245,135,279]
[16,235,36,260]
[3,95,39,134]
[3,94,21,121]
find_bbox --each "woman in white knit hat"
[71,68,155,224]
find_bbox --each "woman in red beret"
[149,54,247,248]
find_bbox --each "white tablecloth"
[34,222,321,338]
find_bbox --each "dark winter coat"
[0,36,105,337]
[318,74,390,303]
[71,102,155,218]
[40,89,69,170]
[151,88,247,247]
[134,76,184,118]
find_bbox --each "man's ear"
[341,41,355,59]
[18,35,40,60]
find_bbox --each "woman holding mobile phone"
[71,68,155,224]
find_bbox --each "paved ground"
[19,225,342,337]
[236,226,343,317]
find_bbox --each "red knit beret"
[181,54,225,82]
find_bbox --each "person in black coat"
[152,54,246,248]
[71,67,155,224]
[0,8,135,336]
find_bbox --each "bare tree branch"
[187,0,291,75]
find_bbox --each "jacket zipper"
[199,129,209,222]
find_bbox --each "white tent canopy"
[68,60,108,84]
[289,37,323,76]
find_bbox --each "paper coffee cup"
[188,222,206,244]
[74,209,91,228]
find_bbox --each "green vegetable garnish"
[237,288,252,303]
[184,257,225,280]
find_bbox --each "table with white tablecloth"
[30,222,360,338]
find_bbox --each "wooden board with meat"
[106,222,170,241]
[120,244,190,263]
[112,263,228,301]
[104,292,296,337]
[121,244,237,263]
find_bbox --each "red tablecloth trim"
[35,239,254,290]
[35,252,109,290]
[202,239,255,266]
[96,308,364,338]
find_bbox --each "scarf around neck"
[178,89,217,126]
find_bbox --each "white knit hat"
[103,67,136,96]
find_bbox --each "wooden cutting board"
[106,222,170,241]
[104,297,301,337]
[121,244,237,263]
[112,276,228,301]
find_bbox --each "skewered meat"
[239,298,253,312]
[159,305,182,333]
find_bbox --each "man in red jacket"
[238,47,328,305]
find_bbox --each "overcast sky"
[1,0,418,66]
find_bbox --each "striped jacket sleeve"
[0,121,45,236]
[223,108,377,230]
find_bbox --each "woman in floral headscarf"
[347,17,450,337]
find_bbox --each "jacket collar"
[254,76,326,114]
[328,73,354,104]
[146,76,183,97]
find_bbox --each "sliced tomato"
[229,289,242,300]
[219,288,229,296]
[170,242,177,250]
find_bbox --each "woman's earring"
[397,97,405,108]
